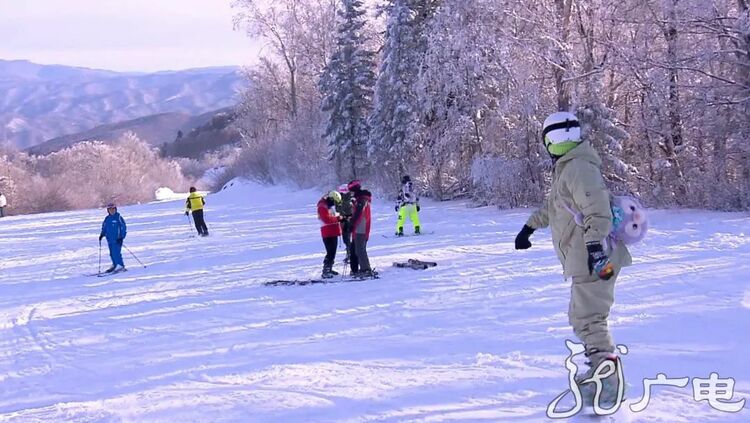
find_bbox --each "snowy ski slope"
[1,180,748,422]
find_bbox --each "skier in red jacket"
[348,180,376,278]
[318,190,343,278]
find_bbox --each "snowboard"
[551,389,630,422]
[393,258,438,270]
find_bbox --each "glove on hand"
[116,238,123,245]
[586,241,614,280]
[185,211,189,216]
[417,205,421,212]
[99,234,104,242]
[394,205,400,212]
[514,225,535,250]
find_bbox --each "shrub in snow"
[0,134,189,214]
[471,156,544,208]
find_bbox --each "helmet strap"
[542,120,580,140]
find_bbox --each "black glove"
[395,205,400,212]
[514,225,535,250]
[417,205,421,212]
[99,234,104,242]
[185,211,189,216]
[586,241,614,280]
[117,238,123,245]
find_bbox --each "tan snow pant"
[568,269,619,355]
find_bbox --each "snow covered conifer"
[369,0,437,182]
[320,0,377,180]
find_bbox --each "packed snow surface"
[1,180,748,422]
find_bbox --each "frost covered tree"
[233,0,339,186]
[234,0,338,118]
[0,136,189,215]
[369,0,439,185]
[230,0,750,210]
[569,1,633,193]
[320,0,377,180]
[416,0,515,199]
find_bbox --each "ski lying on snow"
[393,262,428,270]
[408,258,436,267]
[393,258,438,270]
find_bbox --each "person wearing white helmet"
[99,202,127,273]
[514,111,632,406]
[395,175,421,236]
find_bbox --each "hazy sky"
[0,0,262,72]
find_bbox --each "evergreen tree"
[369,0,439,181]
[320,0,377,180]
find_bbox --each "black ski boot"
[414,226,421,235]
[396,227,404,237]
[355,269,379,279]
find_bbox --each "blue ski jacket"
[101,212,127,243]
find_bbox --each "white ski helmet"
[542,111,581,157]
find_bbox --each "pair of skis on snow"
[392,258,437,270]
[265,258,438,287]
[382,231,435,239]
[84,268,128,278]
[264,272,380,286]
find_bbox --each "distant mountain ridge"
[0,59,245,149]
[162,109,241,159]
[27,108,234,155]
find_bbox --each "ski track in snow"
[0,182,748,422]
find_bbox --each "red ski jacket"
[351,190,372,240]
[318,198,342,238]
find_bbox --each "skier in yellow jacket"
[514,111,632,404]
[185,187,209,237]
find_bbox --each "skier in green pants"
[395,175,421,236]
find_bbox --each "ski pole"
[98,239,102,275]
[123,243,147,268]
[341,239,350,279]
[186,212,195,235]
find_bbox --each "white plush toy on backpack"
[610,196,648,245]
[564,195,649,247]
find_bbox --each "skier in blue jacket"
[99,203,127,273]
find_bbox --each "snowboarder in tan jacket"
[514,111,632,404]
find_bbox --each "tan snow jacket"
[526,141,632,277]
